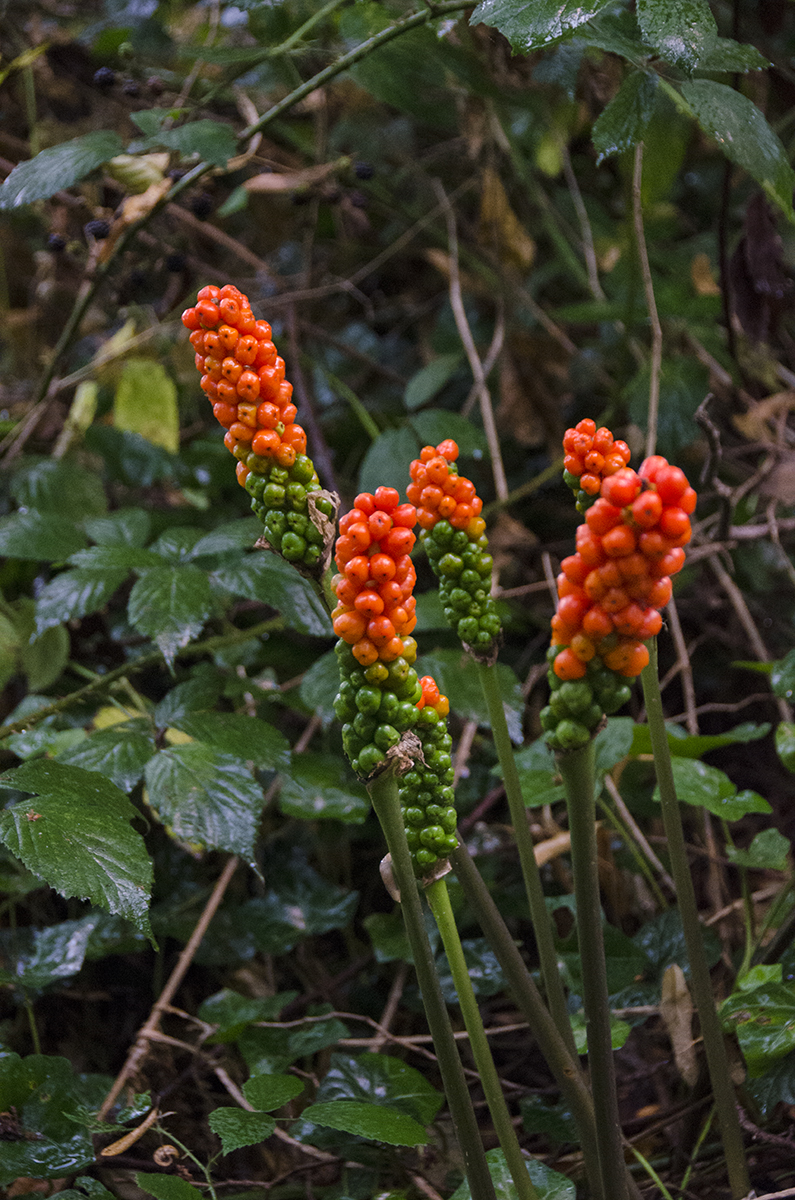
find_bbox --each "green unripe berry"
[281,532,307,561]
[365,662,389,685]
[356,744,386,775]
[374,723,400,750]
[555,720,591,750]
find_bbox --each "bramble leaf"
[0,130,124,208]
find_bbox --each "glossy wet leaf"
[315,1052,442,1125]
[652,757,772,820]
[680,80,795,221]
[0,760,152,935]
[199,989,295,1043]
[83,507,152,547]
[0,1054,102,1182]
[437,938,506,1003]
[721,981,795,1076]
[776,721,795,773]
[298,1100,426,1147]
[505,737,565,807]
[208,1108,276,1154]
[363,909,412,963]
[470,0,615,53]
[299,649,339,726]
[11,458,108,520]
[772,649,795,699]
[279,753,369,823]
[144,744,265,858]
[141,119,236,167]
[0,512,88,561]
[211,553,331,637]
[636,0,716,72]
[633,909,721,983]
[128,565,214,666]
[190,518,262,557]
[592,70,658,163]
[243,1072,305,1111]
[631,720,769,758]
[451,1146,576,1199]
[34,567,130,635]
[136,1174,204,1200]
[0,915,100,993]
[726,827,790,871]
[0,130,124,208]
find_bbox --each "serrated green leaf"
[142,119,236,166]
[451,1147,576,1200]
[198,989,294,1042]
[593,70,658,163]
[114,358,179,453]
[636,0,716,72]
[153,666,223,726]
[726,827,790,871]
[279,753,369,824]
[680,79,795,222]
[0,760,153,935]
[6,726,86,762]
[144,744,265,857]
[11,458,108,520]
[574,8,647,59]
[298,1100,426,1146]
[697,38,769,72]
[211,553,331,637]
[136,1174,204,1200]
[57,722,156,792]
[470,0,616,53]
[0,1055,99,1183]
[0,511,88,561]
[652,757,772,820]
[404,353,463,410]
[21,620,70,692]
[171,711,289,770]
[0,130,124,208]
[68,546,162,571]
[34,568,129,635]
[208,1108,276,1154]
[409,410,488,456]
[150,527,205,563]
[358,426,420,496]
[128,565,213,666]
[84,507,152,547]
[190,518,262,557]
[315,1052,443,1125]
[243,1072,305,1111]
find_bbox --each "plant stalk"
[641,640,750,1200]
[368,767,496,1200]
[450,841,606,1200]
[557,740,629,1200]
[477,661,577,1059]
[425,876,539,1200]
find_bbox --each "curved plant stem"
[449,840,605,1200]
[632,143,662,461]
[425,877,539,1200]
[367,768,497,1200]
[476,661,577,1060]
[641,640,750,1200]
[557,740,629,1200]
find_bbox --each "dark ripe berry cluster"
[562,418,632,512]
[543,436,696,752]
[400,676,458,872]
[407,440,501,651]
[182,284,332,567]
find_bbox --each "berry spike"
[182,284,338,576]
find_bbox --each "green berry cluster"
[333,639,422,778]
[241,451,334,568]
[400,711,457,873]
[423,521,502,650]
[540,647,632,751]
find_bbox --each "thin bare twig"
[366,961,409,1052]
[561,140,605,301]
[98,856,240,1118]
[665,597,698,735]
[632,144,662,460]
[603,775,676,893]
[433,178,508,500]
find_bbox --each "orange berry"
[602,524,637,558]
[582,605,613,641]
[586,498,622,536]
[580,472,602,496]
[656,465,689,505]
[221,357,242,384]
[658,508,691,544]
[237,401,258,428]
[281,424,307,452]
[561,555,589,585]
[425,457,450,486]
[564,453,585,476]
[558,592,590,628]
[437,439,459,461]
[251,429,281,457]
[421,485,444,510]
[612,603,648,638]
[647,577,673,608]
[354,492,376,515]
[601,468,641,507]
[236,462,249,486]
[182,307,201,330]
[228,422,253,443]
[553,648,588,680]
[374,487,400,512]
[275,444,296,468]
[379,636,405,662]
[333,611,367,643]
[256,401,280,430]
[571,633,596,662]
[354,590,384,617]
[237,371,260,402]
[213,401,237,428]
[216,380,237,403]
[235,334,258,365]
[218,324,239,352]
[593,427,614,453]
[601,587,630,614]
[352,638,379,666]
[631,491,663,529]
[369,553,397,584]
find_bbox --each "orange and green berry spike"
[407,440,501,655]
[400,674,457,874]
[182,284,334,569]
[562,418,631,513]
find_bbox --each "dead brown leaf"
[244,159,347,193]
[478,165,535,274]
[691,251,721,297]
[660,963,698,1087]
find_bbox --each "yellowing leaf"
[94,705,139,729]
[114,357,179,453]
[691,251,721,296]
[164,728,194,746]
[478,166,535,273]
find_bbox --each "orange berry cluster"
[551,452,696,684]
[408,440,501,651]
[407,439,486,537]
[562,418,632,512]
[182,284,306,476]
[182,284,331,568]
[331,488,418,666]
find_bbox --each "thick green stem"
[367,768,496,1200]
[426,877,539,1200]
[558,741,629,1200]
[641,641,750,1200]
[450,842,605,1200]
[477,662,577,1059]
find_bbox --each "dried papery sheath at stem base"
[407,439,501,659]
[182,283,337,575]
[544,429,697,752]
